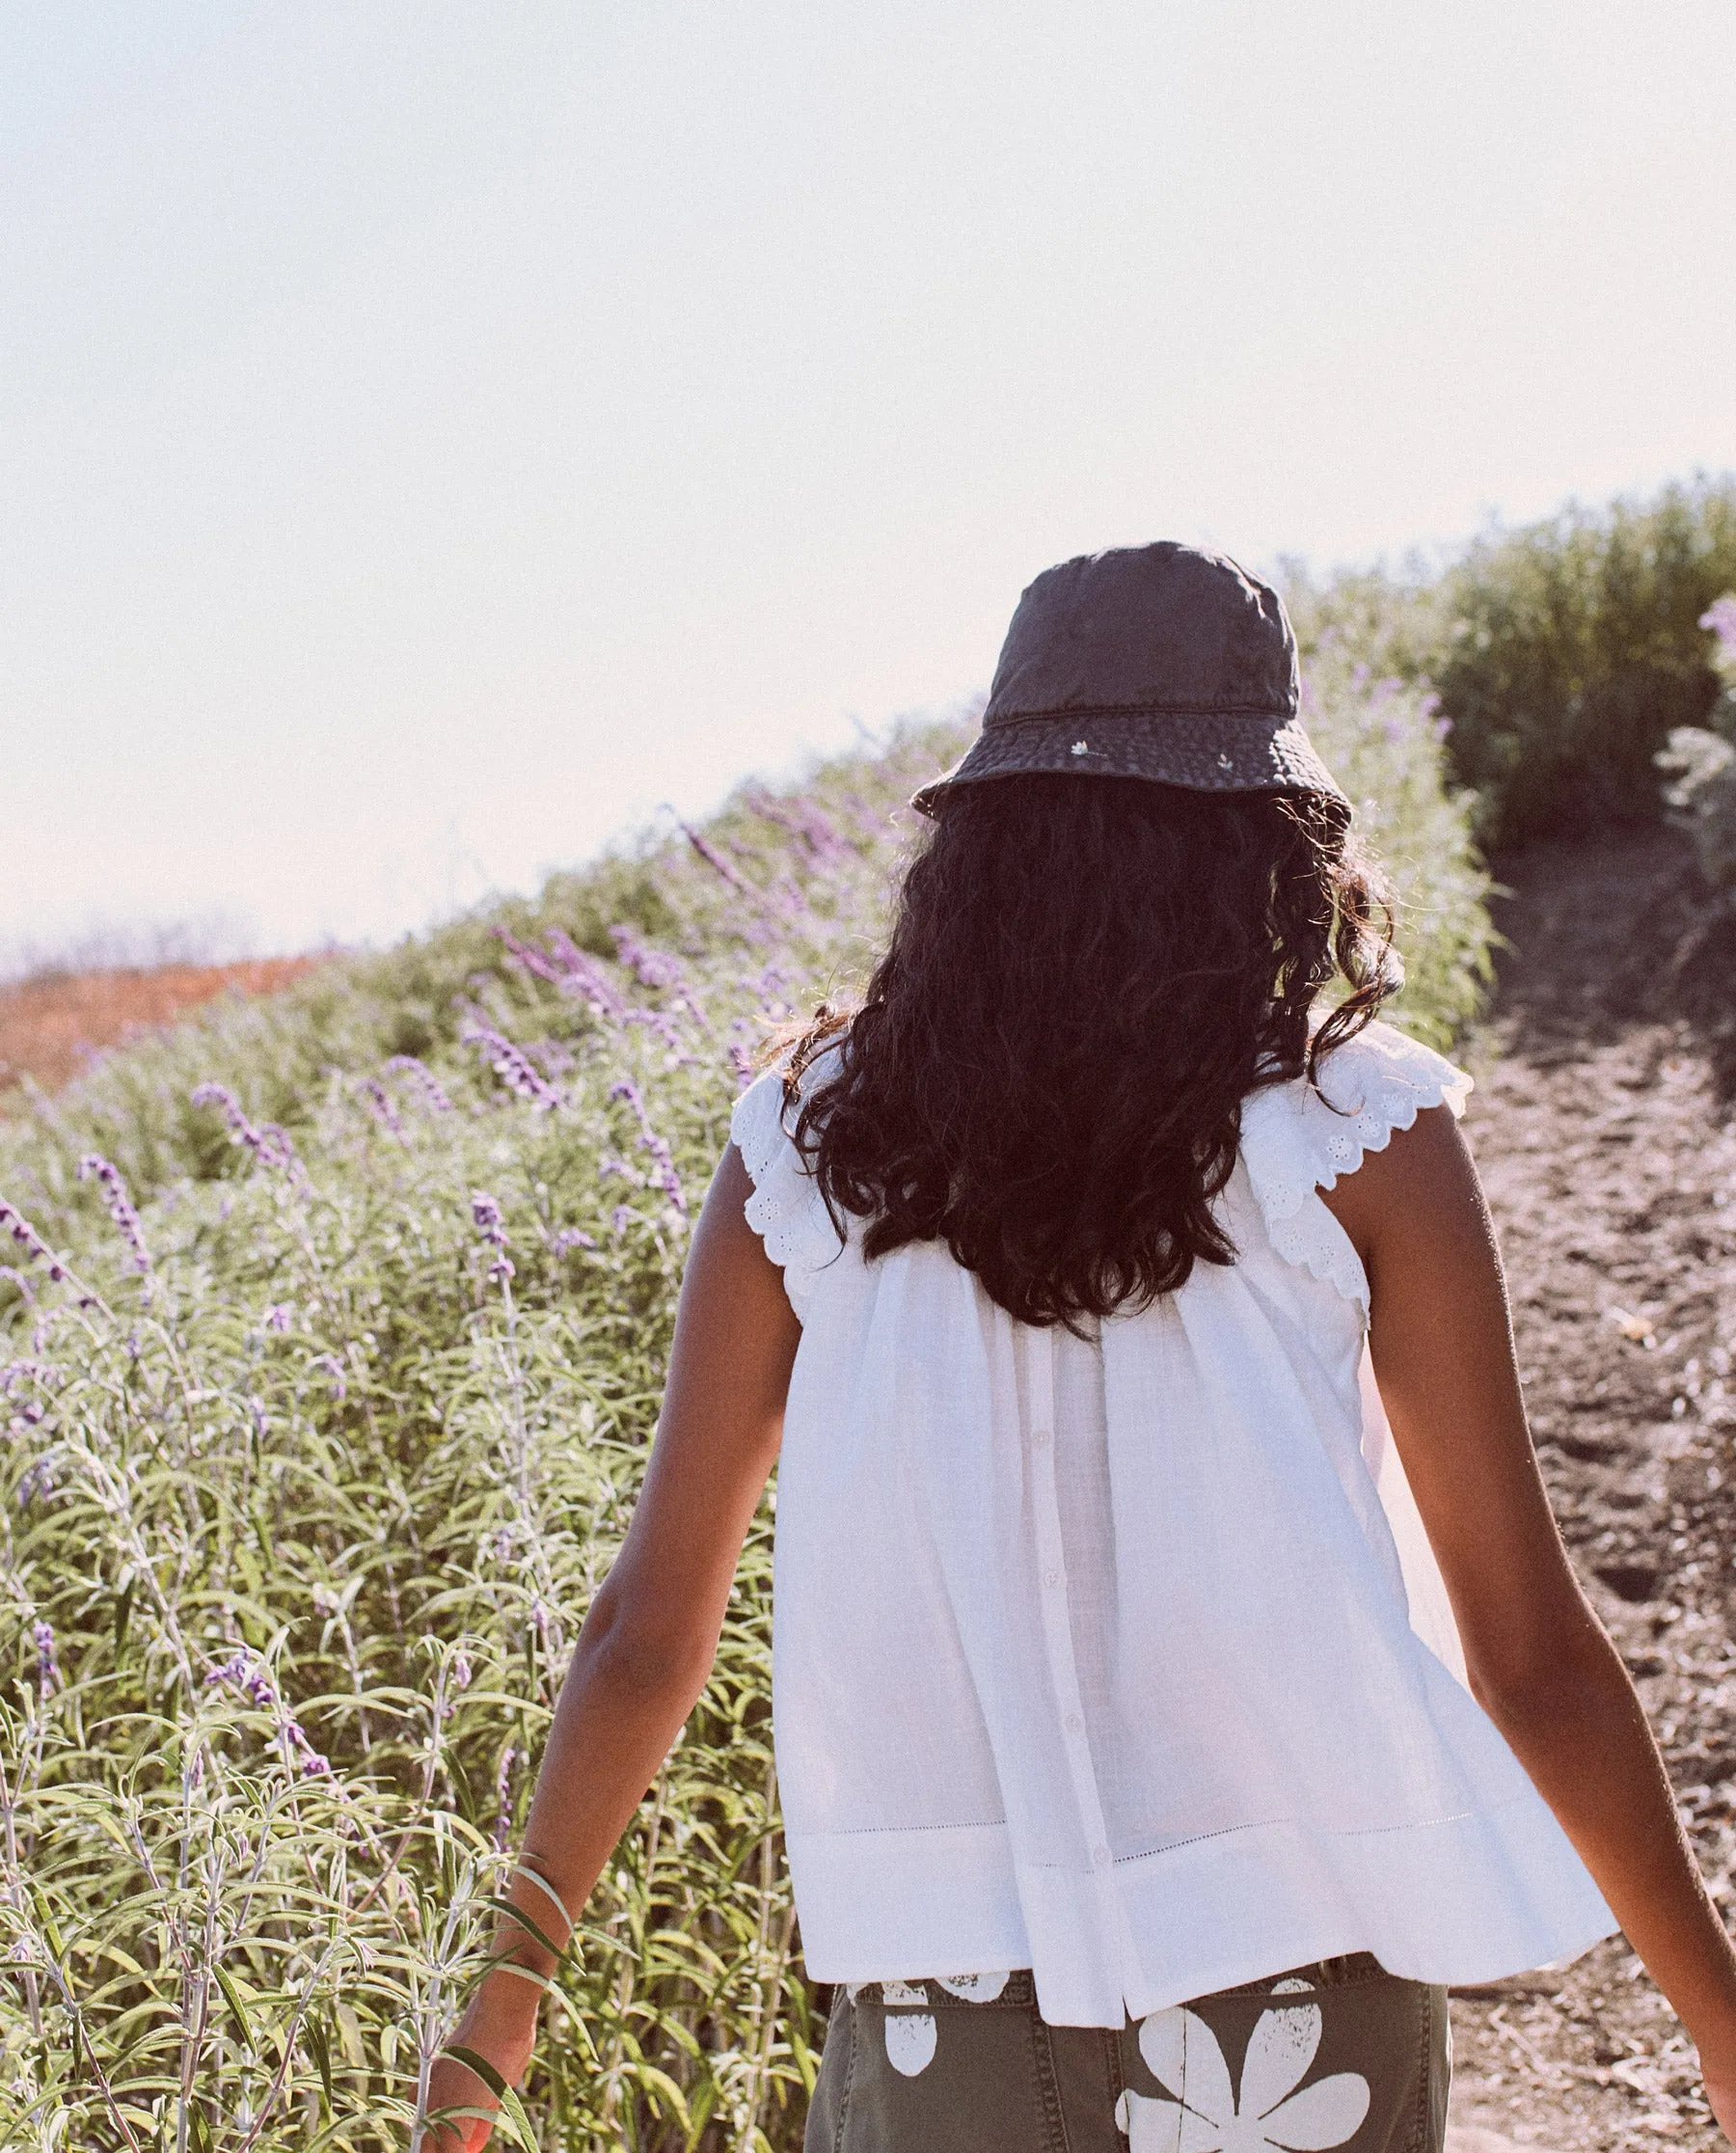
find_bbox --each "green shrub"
[1289,477,1736,851]
[0,695,1487,2147]
[1434,478,1736,847]
[1653,594,1736,894]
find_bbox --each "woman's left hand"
[421,1978,540,2152]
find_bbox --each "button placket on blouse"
[1027,1323,1116,1874]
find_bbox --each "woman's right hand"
[421,1977,541,2152]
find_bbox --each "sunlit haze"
[6,2,1734,966]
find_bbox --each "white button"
[1031,1429,1051,1448]
[1065,1712,1083,1734]
[1092,1844,1110,1867]
[1044,1568,1061,1588]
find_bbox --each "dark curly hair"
[783,775,1397,1328]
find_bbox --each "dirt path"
[1445,829,1736,2149]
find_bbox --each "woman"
[428,544,1736,2151]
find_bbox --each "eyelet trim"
[732,1024,1470,1323]
[1239,1022,1473,1316]
[729,1057,849,1320]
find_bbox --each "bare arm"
[1321,1104,1736,2123]
[425,1145,800,2149]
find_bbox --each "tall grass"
[1,688,1488,2150]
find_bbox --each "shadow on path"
[1487,825,1736,1096]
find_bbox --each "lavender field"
[0,682,1489,2149]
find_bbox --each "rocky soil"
[1446,829,1736,2149]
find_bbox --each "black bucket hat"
[911,541,1347,819]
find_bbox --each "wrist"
[490,1857,575,1980]
[465,1962,548,2032]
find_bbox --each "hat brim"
[909,710,1348,819]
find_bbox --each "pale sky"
[5,2,1734,967]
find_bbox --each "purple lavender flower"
[524,1038,575,1079]
[609,924,687,992]
[745,787,849,863]
[837,788,895,843]
[610,925,714,1038]
[360,1077,405,1138]
[207,1648,277,1708]
[608,1080,688,1217]
[472,1191,516,1283]
[678,819,761,900]
[623,1009,690,1058]
[33,1620,57,1698]
[77,1155,150,1274]
[493,927,569,988]
[610,1203,634,1236]
[493,1744,517,1852]
[16,1457,56,1510]
[729,1044,756,1087]
[768,877,813,927]
[263,1303,292,1333]
[289,1727,332,1777]
[460,1021,563,1111]
[744,961,797,1022]
[190,1084,299,1174]
[551,1226,596,1254]
[383,1056,455,1113]
[545,930,630,1020]
[312,1353,348,1404]
[0,1200,68,1285]
[496,927,627,1024]
[205,1649,331,1776]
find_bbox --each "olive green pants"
[804,1954,1450,2153]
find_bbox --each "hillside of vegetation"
[0,668,1489,2150]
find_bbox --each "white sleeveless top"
[729,1022,1614,2028]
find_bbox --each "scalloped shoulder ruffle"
[1238,1021,1473,1315]
[729,1059,849,1320]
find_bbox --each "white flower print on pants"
[1115,1983,1370,2152]
[849,1972,1012,2077]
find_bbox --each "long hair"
[784,774,1397,1328]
